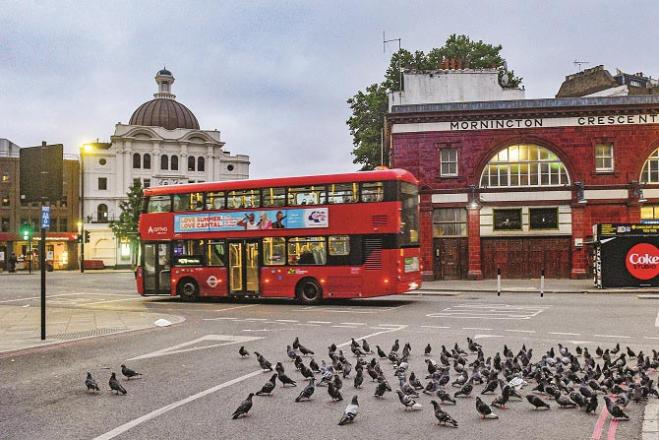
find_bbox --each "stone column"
[570,204,588,279]
[419,194,434,280]
[466,204,483,280]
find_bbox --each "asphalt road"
[1,272,658,440]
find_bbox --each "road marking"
[275,319,298,323]
[307,321,331,324]
[463,327,492,331]
[95,325,406,440]
[340,322,366,326]
[591,406,609,440]
[378,323,406,328]
[78,297,144,306]
[127,335,263,361]
[548,332,581,336]
[332,325,358,329]
[92,369,264,440]
[215,304,258,312]
[296,323,320,327]
[420,325,451,329]
[291,305,402,314]
[593,334,631,339]
[428,303,550,320]
[504,329,535,333]
[644,336,659,340]
[655,309,659,327]
[473,334,503,339]
[202,317,237,321]
[243,318,267,321]
[607,418,619,440]
[0,292,88,303]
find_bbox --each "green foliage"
[110,180,143,265]
[347,34,523,169]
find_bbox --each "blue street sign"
[41,206,50,229]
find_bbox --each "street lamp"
[79,144,93,273]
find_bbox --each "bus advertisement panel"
[174,208,329,233]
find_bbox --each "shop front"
[12,232,79,271]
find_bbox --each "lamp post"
[80,144,93,273]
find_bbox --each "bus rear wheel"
[178,278,199,301]
[296,278,322,305]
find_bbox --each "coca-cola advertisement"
[594,224,659,288]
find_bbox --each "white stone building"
[82,68,250,267]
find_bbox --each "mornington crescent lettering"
[578,114,658,126]
[450,118,543,131]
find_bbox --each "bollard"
[497,268,501,296]
[540,269,545,298]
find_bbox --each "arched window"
[161,154,169,170]
[641,148,659,183]
[188,156,196,172]
[132,153,141,169]
[479,144,570,188]
[143,153,151,169]
[97,204,108,223]
[197,156,205,172]
[171,155,179,171]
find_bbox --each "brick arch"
[637,137,659,184]
[473,136,574,188]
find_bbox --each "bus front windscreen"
[399,182,419,246]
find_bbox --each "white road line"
[92,370,264,440]
[307,321,331,324]
[548,332,581,336]
[593,334,632,339]
[96,326,407,440]
[463,327,492,331]
[202,317,237,321]
[0,292,89,304]
[378,324,406,328]
[215,304,258,313]
[340,322,366,326]
[275,319,298,323]
[79,297,145,306]
[429,315,532,320]
[644,336,659,340]
[332,325,358,329]
[296,323,320,327]
[504,329,536,333]
[243,318,267,321]
[655,310,659,327]
[420,325,451,329]
[369,327,392,330]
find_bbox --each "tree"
[347,34,523,169]
[110,180,143,267]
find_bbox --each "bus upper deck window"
[147,195,172,213]
[361,182,384,202]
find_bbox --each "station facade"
[388,69,659,280]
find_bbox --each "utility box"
[593,224,659,288]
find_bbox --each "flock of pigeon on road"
[227,337,659,429]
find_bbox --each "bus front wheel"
[296,278,322,305]
[178,278,199,301]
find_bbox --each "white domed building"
[82,68,250,268]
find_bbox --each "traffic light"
[20,224,33,241]
[84,230,90,244]
[76,234,82,243]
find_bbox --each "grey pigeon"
[396,390,422,411]
[476,397,498,419]
[585,395,598,414]
[255,374,277,396]
[431,400,458,427]
[295,378,315,402]
[85,372,100,392]
[254,352,273,371]
[526,394,550,410]
[109,372,126,395]
[299,344,314,356]
[121,364,142,380]
[374,380,391,398]
[454,382,473,398]
[231,393,254,419]
[328,381,343,401]
[278,372,297,387]
[353,369,363,389]
[556,394,577,408]
[437,388,457,405]
[338,396,359,425]
[604,396,629,421]
[287,345,297,361]
[239,346,249,357]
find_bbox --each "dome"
[158,68,172,76]
[129,99,200,130]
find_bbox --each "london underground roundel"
[625,243,659,280]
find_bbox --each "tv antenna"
[573,60,590,71]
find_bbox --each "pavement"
[1,272,658,440]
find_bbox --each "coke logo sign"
[625,243,659,280]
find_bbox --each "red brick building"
[388,90,659,280]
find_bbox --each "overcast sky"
[1,0,657,178]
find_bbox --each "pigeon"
[409,372,424,390]
[526,394,550,410]
[338,396,359,425]
[278,372,297,387]
[239,346,249,357]
[481,379,498,395]
[309,358,320,373]
[275,362,285,376]
[121,364,142,380]
[85,372,100,392]
[295,378,315,402]
[293,336,300,350]
[256,374,277,396]
[585,395,598,414]
[362,339,371,353]
[396,390,422,411]
[254,352,273,371]
[391,339,400,352]
[374,380,391,398]
[299,344,314,356]
[476,397,498,419]
[431,400,458,427]
[425,344,432,356]
[328,381,344,401]
[287,345,297,361]
[491,391,509,409]
[300,364,315,381]
[109,373,127,395]
[454,382,473,398]
[437,388,457,405]
[604,396,630,421]
[353,369,363,389]
[556,394,577,408]
[231,393,254,419]
[376,345,387,358]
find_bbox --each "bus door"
[228,239,260,296]
[143,242,171,294]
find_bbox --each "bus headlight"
[408,282,419,290]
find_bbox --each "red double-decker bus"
[136,169,421,303]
